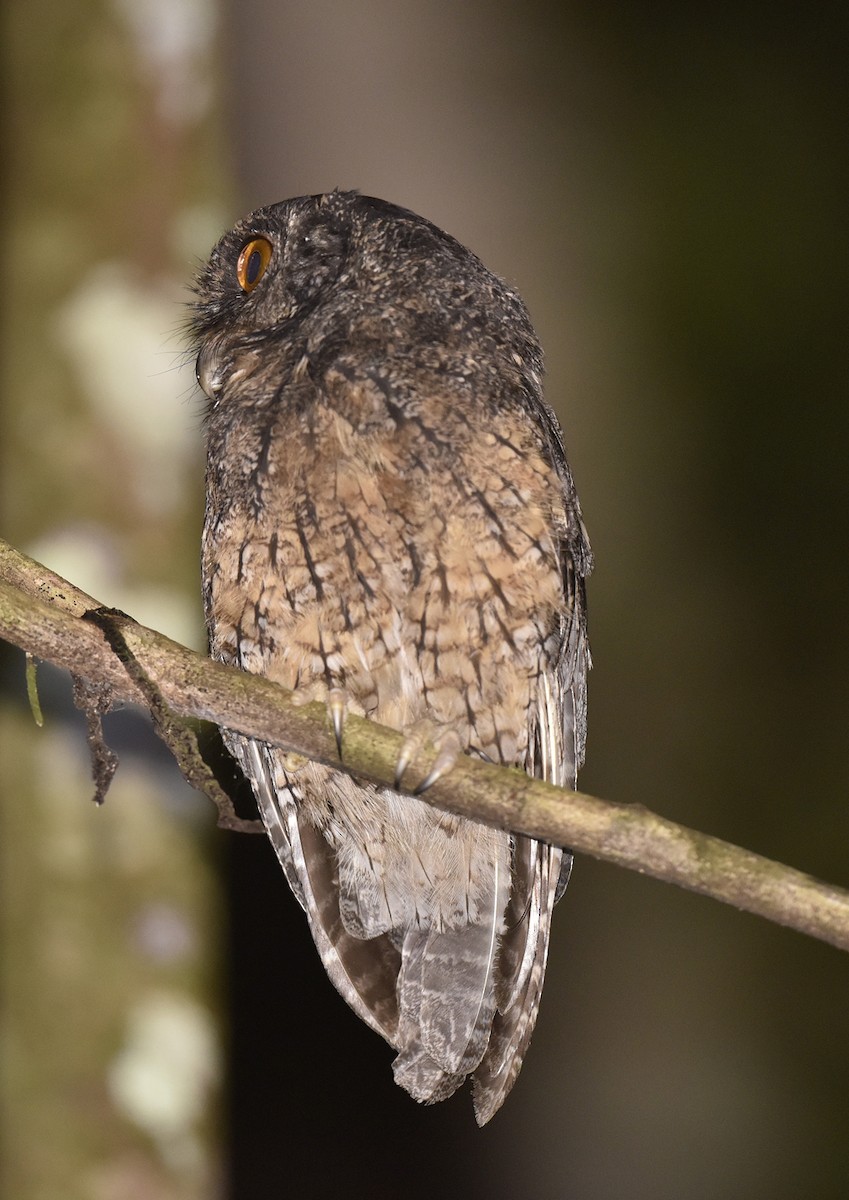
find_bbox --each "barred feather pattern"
[196,191,591,1123]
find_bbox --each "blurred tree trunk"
[0,2,230,1196]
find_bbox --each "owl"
[192,191,591,1124]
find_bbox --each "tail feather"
[472,843,562,1126]
[392,933,465,1103]
[495,836,541,1015]
[392,842,509,1100]
[238,736,402,1044]
[420,926,497,1076]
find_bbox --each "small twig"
[71,674,118,806]
[82,606,264,834]
[25,653,44,727]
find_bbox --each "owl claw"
[414,732,461,794]
[394,732,419,789]
[327,687,347,759]
[395,724,461,794]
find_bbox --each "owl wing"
[472,500,591,1125]
[232,734,402,1044]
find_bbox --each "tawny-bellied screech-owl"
[192,191,591,1125]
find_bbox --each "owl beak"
[196,341,225,401]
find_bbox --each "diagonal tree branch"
[1,536,848,953]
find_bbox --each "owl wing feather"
[233,734,402,1044]
[472,526,590,1125]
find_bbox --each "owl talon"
[394,730,420,789]
[395,720,449,788]
[396,726,462,793]
[414,733,461,794]
[328,687,347,759]
[393,720,448,787]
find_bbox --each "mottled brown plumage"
[193,191,591,1123]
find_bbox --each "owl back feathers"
[197,191,590,1123]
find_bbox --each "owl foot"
[415,731,462,794]
[395,722,462,794]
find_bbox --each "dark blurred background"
[2,2,848,1198]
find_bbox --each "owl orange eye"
[236,237,273,292]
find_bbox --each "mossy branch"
[2,536,848,952]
